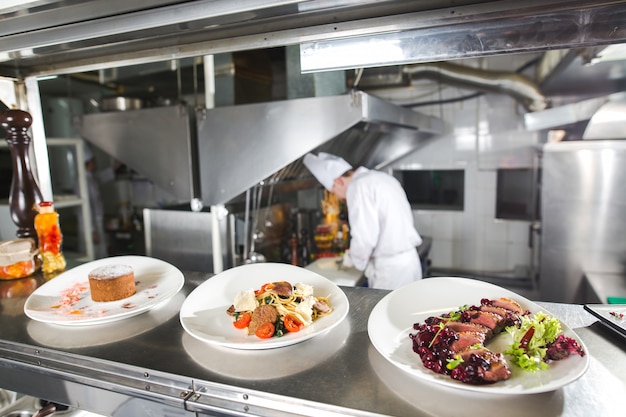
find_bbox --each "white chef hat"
[303,152,352,191]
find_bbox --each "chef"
[77,144,115,258]
[303,152,423,290]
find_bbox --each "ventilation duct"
[403,61,547,112]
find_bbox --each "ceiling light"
[0,0,44,12]
[300,35,405,73]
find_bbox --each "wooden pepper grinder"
[0,109,44,239]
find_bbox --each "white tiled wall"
[391,86,538,276]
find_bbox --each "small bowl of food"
[0,238,40,280]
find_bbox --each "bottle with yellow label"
[34,201,67,275]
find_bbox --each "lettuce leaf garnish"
[503,311,562,372]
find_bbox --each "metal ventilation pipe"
[403,61,547,112]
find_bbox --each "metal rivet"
[179,391,189,398]
[242,394,248,400]
[144,372,150,378]
[145,385,151,391]
[244,405,249,412]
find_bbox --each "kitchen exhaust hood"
[80,91,444,207]
[196,90,445,206]
[524,92,626,140]
[582,94,626,140]
[81,105,199,201]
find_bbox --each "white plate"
[24,256,184,326]
[368,277,589,394]
[182,318,350,380]
[179,263,349,350]
[27,292,186,348]
[584,304,626,339]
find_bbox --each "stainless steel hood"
[196,91,445,206]
[583,94,626,139]
[81,105,198,201]
[524,92,626,139]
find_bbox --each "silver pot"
[99,96,143,112]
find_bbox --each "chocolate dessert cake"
[88,264,136,302]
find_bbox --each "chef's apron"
[365,249,422,290]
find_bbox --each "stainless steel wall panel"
[540,140,626,303]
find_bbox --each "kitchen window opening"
[395,169,464,211]
[495,168,541,221]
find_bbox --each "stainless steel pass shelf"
[0,271,625,417]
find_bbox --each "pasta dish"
[227,280,333,339]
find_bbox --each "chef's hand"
[342,249,354,268]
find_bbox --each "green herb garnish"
[446,354,464,370]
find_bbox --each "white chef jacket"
[346,167,423,290]
[76,167,114,259]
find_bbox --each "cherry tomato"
[233,312,252,329]
[255,322,275,339]
[284,314,303,333]
[255,283,274,295]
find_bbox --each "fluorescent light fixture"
[300,34,406,73]
[36,75,58,81]
[0,0,44,12]
[19,48,35,57]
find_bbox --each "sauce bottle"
[34,201,67,275]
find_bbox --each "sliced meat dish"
[489,297,524,315]
[445,321,490,335]
[467,310,505,334]
[410,297,527,385]
[450,331,486,353]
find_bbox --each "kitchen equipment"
[99,97,143,112]
[196,91,444,206]
[143,207,235,273]
[244,184,266,264]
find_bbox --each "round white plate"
[367,277,589,394]
[179,263,349,350]
[182,318,350,380]
[27,291,186,348]
[24,256,184,326]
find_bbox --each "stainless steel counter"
[1,271,625,417]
